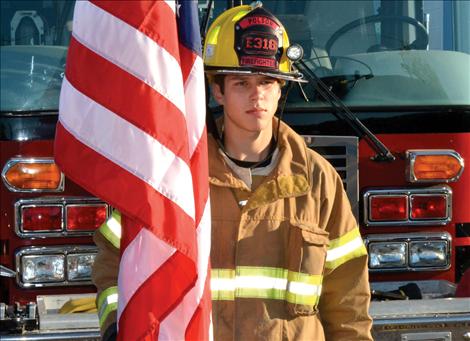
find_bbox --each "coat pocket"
[286,222,329,316]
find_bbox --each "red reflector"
[66,205,107,231]
[370,196,408,221]
[410,195,447,219]
[22,206,62,231]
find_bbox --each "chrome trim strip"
[373,315,470,326]
[1,264,16,278]
[406,149,465,183]
[14,197,109,238]
[1,158,65,193]
[0,330,100,341]
[365,232,452,272]
[363,186,452,226]
[15,245,97,288]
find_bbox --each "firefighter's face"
[212,74,281,136]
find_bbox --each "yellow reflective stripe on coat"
[97,286,118,328]
[211,266,322,306]
[326,228,367,270]
[99,210,122,249]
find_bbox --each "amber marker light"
[407,150,464,183]
[2,158,64,192]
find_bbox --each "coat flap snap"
[290,221,330,246]
[301,229,329,246]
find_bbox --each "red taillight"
[66,205,107,231]
[22,206,62,231]
[410,195,447,219]
[370,195,408,221]
[15,199,108,237]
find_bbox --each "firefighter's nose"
[249,84,264,100]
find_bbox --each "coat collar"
[208,118,312,208]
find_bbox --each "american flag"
[54,1,211,339]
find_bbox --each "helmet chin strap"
[275,81,293,149]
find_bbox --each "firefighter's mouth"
[246,108,267,116]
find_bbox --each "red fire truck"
[1,0,469,340]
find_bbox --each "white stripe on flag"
[158,200,211,340]
[59,78,195,219]
[164,0,176,13]
[184,57,206,156]
[72,1,186,115]
[117,228,176,321]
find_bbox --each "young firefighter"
[92,3,373,340]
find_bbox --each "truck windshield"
[0,0,74,112]
[204,0,469,109]
[2,1,468,112]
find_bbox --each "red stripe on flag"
[117,250,197,341]
[55,123,197,260]
[66,37,190,163]
[185,262,212,341]
[179,44,199,84]
[91,0,180,61]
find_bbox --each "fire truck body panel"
[358,132,470,284]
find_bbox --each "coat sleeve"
[317,165,373,341]
[92,210,121,340]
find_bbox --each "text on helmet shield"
[243,32,278,56]
[239,16,280,30]
[240,56,277,68]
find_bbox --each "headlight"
[67,253,96,281]
[16,246,97,288]
[365,232,451,272]
[369,242,406,268]
[410,241,447,267]
[22,254,65,283]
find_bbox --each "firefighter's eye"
[234,81,248,87]
[260,79,276,86]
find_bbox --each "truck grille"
[303,135,359,219]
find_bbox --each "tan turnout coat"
[93,120,373,341]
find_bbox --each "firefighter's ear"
[211,83,225,106]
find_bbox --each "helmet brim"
[205,67,308,83]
